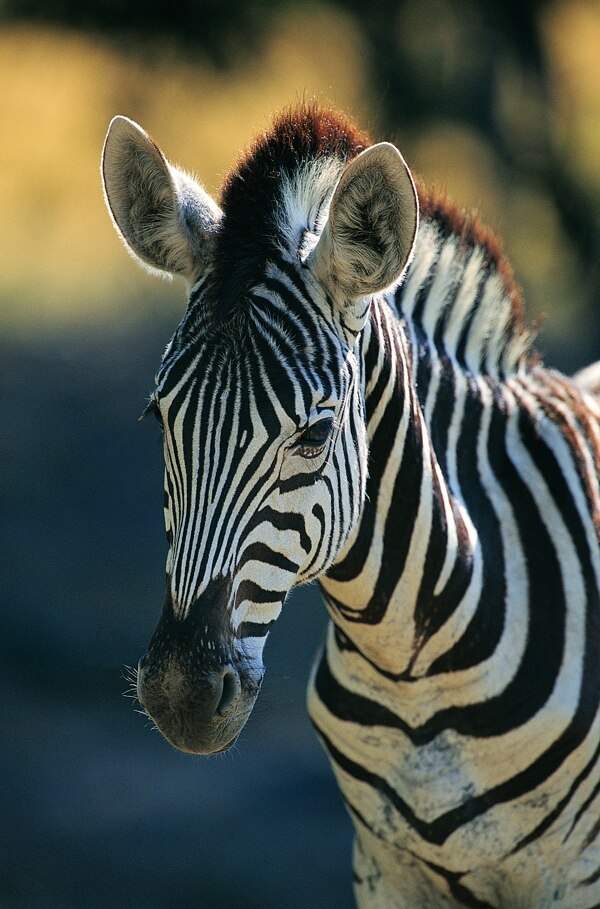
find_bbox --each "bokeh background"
[1,2,599,907]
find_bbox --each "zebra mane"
[399,183,532,377]
[206,102,370,319]
[202,102,531,376]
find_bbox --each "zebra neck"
[321,302,475,677]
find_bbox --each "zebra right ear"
[101,116,222,281]
[309,142,418,326]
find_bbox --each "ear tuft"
[101,116,221,280]
[311,142,418,303]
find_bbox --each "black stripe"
[329,333,425,624]
[419,499,474,645]
[432,254,466,356]
[428,395,568,738]
[428,385,506,674]
[507,391,600,852]
[317,471,338,570]
[260,273,326,351]
[173,376,202,600]
[302,503,327,577]
[582,812,600,852]
[235,580,286,607]
[454,272,487,369]
[326,328,394,585]
[412,449,451,643]
[314,652,424,742]
[581,864,600,887]
[236,542,298,575]
[429,354,455,477]
[563,774,600,846]
[192,341,288,568]
[406,246,440,326]
[251,303,313,415]
[421,859,495,908]
[238,621,274,638]
[414,323,432,403]
[363,307,384,390]
[252,506,312,554]
[278,469,326,494]
[356,391,424,623]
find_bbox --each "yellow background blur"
[1,0,599,360]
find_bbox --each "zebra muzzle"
[135,580,261,754]
[136,656,251,754]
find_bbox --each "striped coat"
[102,104,600,908]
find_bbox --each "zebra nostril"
[216,666,241,716]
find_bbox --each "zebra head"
[102,108,418,754]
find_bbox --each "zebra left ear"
[310,142,418,317]
[102,116,222,281]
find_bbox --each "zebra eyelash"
[140,395,164,429]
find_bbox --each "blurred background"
[1,1,599,907]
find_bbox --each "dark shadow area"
[0,324,353,909]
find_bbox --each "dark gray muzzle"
[136,578,263,754]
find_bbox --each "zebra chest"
[308,669,481,852]
[307,637,600,907]
[307,629,490,849]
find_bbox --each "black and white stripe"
[310,217,600,908]
[102,104,600,907]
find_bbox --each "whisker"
[121,664,139,685]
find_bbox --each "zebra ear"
[101,116,222,281]
[310,142,418,311]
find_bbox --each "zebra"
[102,103,600,908]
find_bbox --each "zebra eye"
[294,417,334,458]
